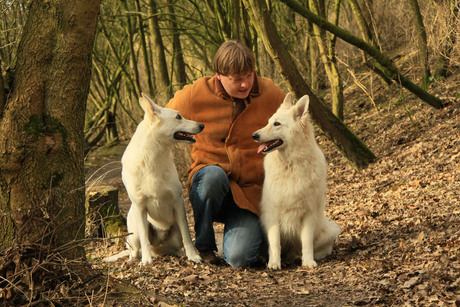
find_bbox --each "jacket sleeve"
[165,85,192,119]
[260,77,286,110]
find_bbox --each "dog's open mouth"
[257,139,283,154]
[174,131,196,143]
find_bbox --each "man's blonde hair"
[212,40,255,76]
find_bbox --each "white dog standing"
[252,94,340,270]
[122,93,203,265]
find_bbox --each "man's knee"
[193,166,229,200]
[223,233,261,268]
[225,248,259,268]
[198,165,228,186]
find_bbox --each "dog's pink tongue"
[257,144,267,154]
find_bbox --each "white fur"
[120,93,203,265]
[253,94,340,270]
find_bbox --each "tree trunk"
[348,0,372,43]
[308,0,344,121]
[243,0,376,169]
[347,0,393,86]
[409,0,431,89]
[205,0,231,41]
[85,186,126,240]
[306,19,320,92]
[0,61,5,116]
[167,0,187,91]
[232,0,242,40]
[122,0,142,95]
[105,105,119,145]
[148,0,171,101]
[280,0,444,109]
[0,0,100,259]
[134,0,155,97]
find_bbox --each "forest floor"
[84,75,459,306]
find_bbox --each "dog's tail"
[314,217,341,260]
[103,250,130,262]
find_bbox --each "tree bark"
[167,0,187,91]
[243,0,376,169]
[148,0,171,101]
[308,0,344,120]
[280,0,444,109]
[120,0,142,95]
[0,0,100,258]
[347,0,393,86]
[232,0,242,40]
[206,0,231,41]
[0,61,5,117]
[348,0,372,43]
[134,0,155,97]
[409,0,431,89]
[85,186,126,240]
[305,18,320,92]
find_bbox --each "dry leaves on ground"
[89,81,459,306]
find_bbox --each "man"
[166,40,286,268]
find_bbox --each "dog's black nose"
[252,133,259,141]
[199,123,205,131]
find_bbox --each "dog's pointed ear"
[294,95,310,119]
[281,93,295,108]
[139,93,161,120]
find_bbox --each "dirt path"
[86,93,459,306]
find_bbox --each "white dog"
[121,93,203,265]
[252,94,340,270]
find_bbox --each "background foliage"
[1,0,458,149]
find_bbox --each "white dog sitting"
[121,93,203,265]
[253,94,340,270]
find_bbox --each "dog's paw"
[129,251,139,261]
[267,261,281,270]
[140,257,153,266]
[187,254,203,264]
[302,260,317,269]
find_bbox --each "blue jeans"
[189,165,263,268]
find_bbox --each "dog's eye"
[176,114,182,120]
[274,122,280,126]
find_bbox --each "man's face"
[216,71,254,99]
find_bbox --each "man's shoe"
[199,250,220,264]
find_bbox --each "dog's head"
[252,94,313,154]
[139,93,204,144]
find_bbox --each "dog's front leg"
[126,207,141,260]
[137,206,153,265]
[300,217,317,269]
[265,222,282,270]
[174,199,202,263]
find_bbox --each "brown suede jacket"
[166,75,285,215]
